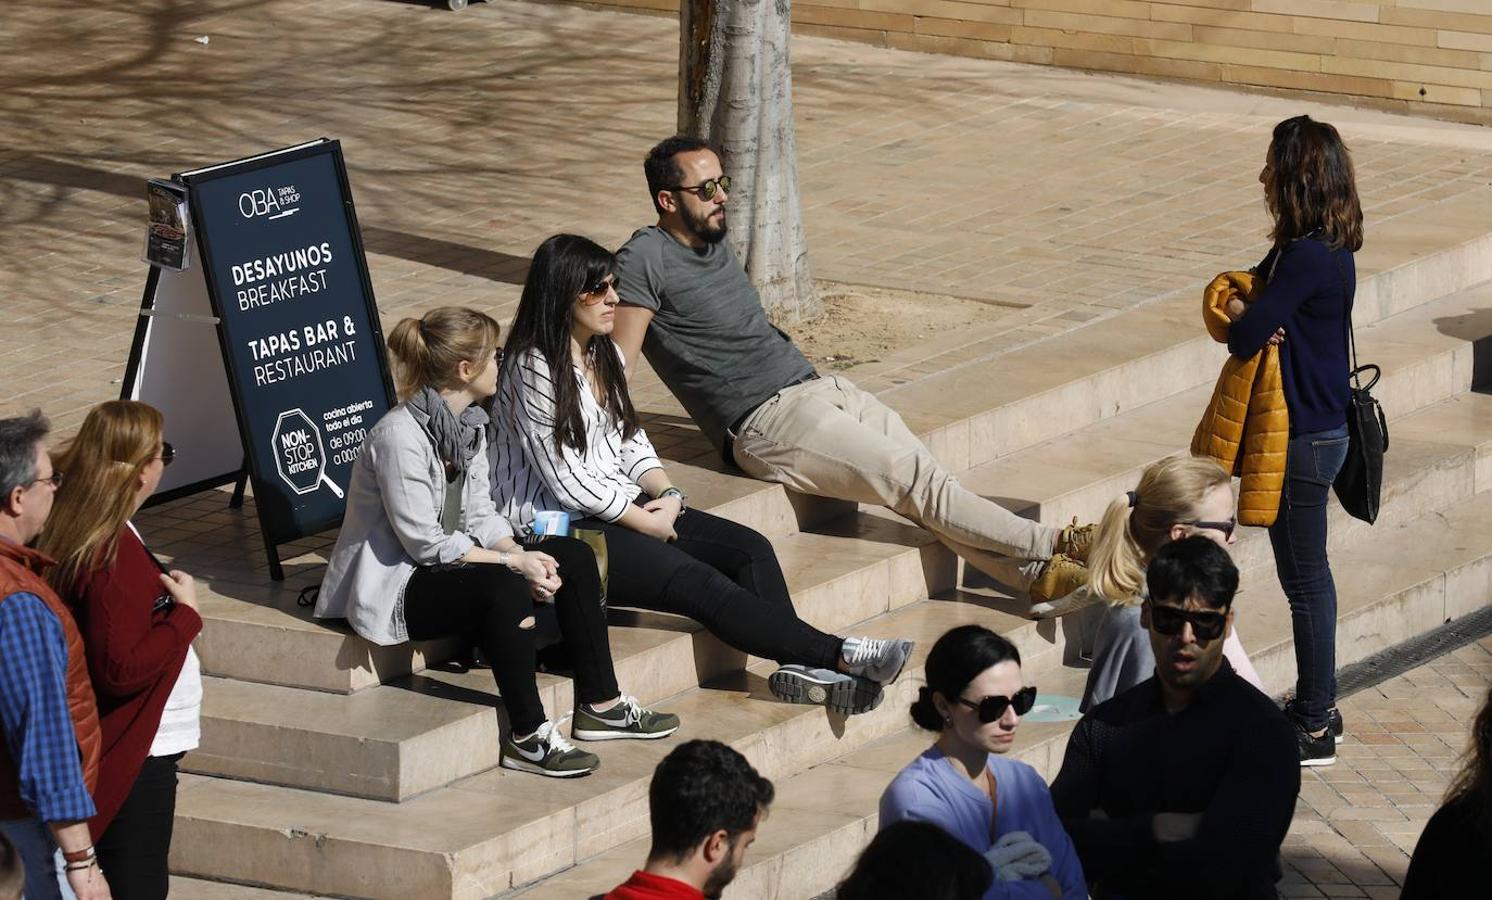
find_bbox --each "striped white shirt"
[488,343,663,531]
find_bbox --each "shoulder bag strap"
[1332,252,1362,390]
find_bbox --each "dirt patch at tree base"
[773,281,1007,371]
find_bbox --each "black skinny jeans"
[95,752,183,900]
[572,502,842,668]
[404,536,619,736]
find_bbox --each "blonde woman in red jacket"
[39,401,200,900]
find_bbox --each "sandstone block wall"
[586,0,1492,123]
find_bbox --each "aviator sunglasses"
[1148,603,1228,641]
[669,175,731,200]
[957,685,1038,723]
[580,276,619,305]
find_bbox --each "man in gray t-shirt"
[612,136,1092,612]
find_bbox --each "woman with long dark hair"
[39,400,200,900]
[1402,685,1492,897]
[1227,115,1362,766]
[879,625,1085,898]
[489,234,916,715]
[316,306,677,779]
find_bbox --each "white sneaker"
[840,637,915,684]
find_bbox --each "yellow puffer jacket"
[1191,271,1290,527]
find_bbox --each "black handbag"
[1332,259,1387,523]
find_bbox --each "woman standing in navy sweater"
[1227,116,1363,767]
[40,401,202,899]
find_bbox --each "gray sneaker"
[769,665,884,715]
[501,721,599,778]
[840,637,916,684]
[571,694,681,742]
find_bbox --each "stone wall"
[589,0,1492,123]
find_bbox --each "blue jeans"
[0,818,75,900]
[1269,424,1350,734]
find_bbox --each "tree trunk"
[679,0,819,321]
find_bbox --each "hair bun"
[909,686,944,732]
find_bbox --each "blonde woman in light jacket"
[317,307,677,778]
[1079,455,1263,712]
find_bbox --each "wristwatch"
[658,486,688,515]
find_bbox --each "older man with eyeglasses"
[0,410,110,900]
[1049,536,1298,900]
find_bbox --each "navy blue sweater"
[1228,238,1353,435]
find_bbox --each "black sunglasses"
[1149,603,1228,641]
[159,442,175,467]
[669,175,731,200]
[1182,516,1235,540]
[957,685,1038,723]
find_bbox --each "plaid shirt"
[0,592,96,823]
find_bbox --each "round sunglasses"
[669,175,731,201]
[956,685,1038,723]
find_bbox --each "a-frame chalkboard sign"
[121,139,395,580]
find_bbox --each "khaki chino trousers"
[731,375,1057,589]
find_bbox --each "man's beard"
[685,205,728,244]
[701,854,741,899]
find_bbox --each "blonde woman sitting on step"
[1079,456,1263,711]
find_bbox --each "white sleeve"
[506,352,631,522]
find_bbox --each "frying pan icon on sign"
[271,408,345,499]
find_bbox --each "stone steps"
[169,597,1052,899]
[161,195,1492,895]
[170,383,1492,895]
[180,199,1492,698]
[185,355,1492,801]
[168,876,321,899]
[188,517,946,800]
[512,484,1492,899]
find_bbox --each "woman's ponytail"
[1087,492,1145,604]
[385,308,500,400]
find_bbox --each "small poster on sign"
[143,178,192,270]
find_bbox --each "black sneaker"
[1285,698,1345,746]
[1295,722,1336,767]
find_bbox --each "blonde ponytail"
[385,307,500,399]
[1088,493,1144,604]
[1088,455,1232,606]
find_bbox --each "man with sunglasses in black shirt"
[1049,536,1298,900]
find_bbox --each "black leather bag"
[1332,259,1387,523]
[1335,362,1387,523]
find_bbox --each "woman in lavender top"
[880,625,1086,900]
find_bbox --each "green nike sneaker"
[572,694,681,741]
[501,721,599,778]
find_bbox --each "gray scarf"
[407,386,488,474]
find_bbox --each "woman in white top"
[317,307,677,779]
[489,234,917,715]
[40,400,201,899]
[1080,455,1264,711]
